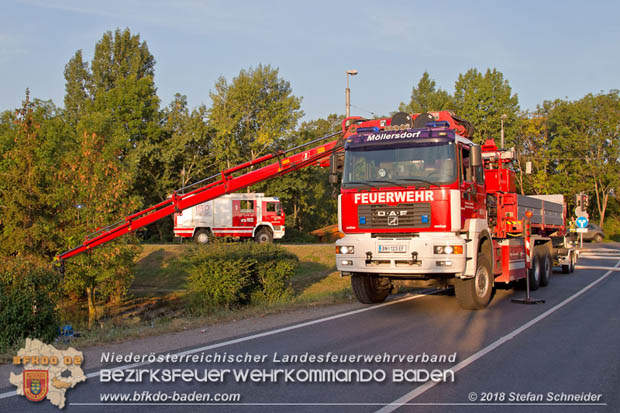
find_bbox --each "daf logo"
[377,210,407,217]
[388,216,399,226]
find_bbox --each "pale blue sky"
[1,0,618,121]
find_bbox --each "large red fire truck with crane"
[57,111,577,310]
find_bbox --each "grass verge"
[0,243,351,362]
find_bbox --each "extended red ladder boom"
[57,132,343,261]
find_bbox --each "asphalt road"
[2,243,619,413]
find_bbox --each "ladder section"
[58,132,343,261]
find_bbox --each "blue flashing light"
[359,216,366,225]
[421,215,429,223]
[426,121,450,128]
[356,127,380,133]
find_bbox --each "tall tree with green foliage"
[63,28,161,201]
[208,64,303,170]
[58,131,140,327]
[399,72,453,114]
[0,92,69,258]
[453,68,519,144]
[545,91,620,227]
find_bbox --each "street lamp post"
[345,70,358,117]
[500,114,508,148]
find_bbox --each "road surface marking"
[576,265,620,271]
[0,289,439,400]
[376,258,620,413]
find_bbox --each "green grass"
[130,243,350,302]
[131,245,191,295]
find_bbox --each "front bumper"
[336,232,466,277]
[273,227,285,240]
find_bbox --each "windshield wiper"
[343,181,380,189]
[396,178,436,188]
[366,180,407,189]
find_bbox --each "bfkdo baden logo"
[9,338,87,409]
[23,370,49,402]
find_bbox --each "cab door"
[459,144,476,224]
[232,199,256,228]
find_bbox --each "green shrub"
[0,258,61,352]
[185,243,298,310]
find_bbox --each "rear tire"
[254,228,273,243]
[539,250,552,287]
[194,229,210,244]
[594,234,603,243]
[351,273,390,304]
[570,252,576,272]
[454,253,493,310]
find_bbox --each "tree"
[0,92,69,257]
[398,72,453,113]
[453,68,519,144]
[545,91,620,227]
[208,64,303,170]
[63,50,91,128]
[58,131,140,327]
[63,28,161,201]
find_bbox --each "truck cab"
[335,111,493,307]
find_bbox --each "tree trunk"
[86,286,97,329]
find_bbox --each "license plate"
[378,244,407,253]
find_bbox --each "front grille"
[358,203,431,229]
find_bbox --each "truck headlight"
[336,245,355,254]
[433,245,463,255]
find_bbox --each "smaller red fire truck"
[173,193,285,243]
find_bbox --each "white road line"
[576,265,620,271]
[376,259,620,413]
[0,289,438,400]
[579,256,620,260]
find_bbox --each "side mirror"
[328,153,343,184]
[471,145,482,168]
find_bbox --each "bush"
[603,217,620,242]
[0,257,61,352]
[186,243,298,310]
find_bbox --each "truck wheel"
[254,228,273,243]
[194,229,210,244]
[454,253,493,310]
[539,250,552,287]
[528,250,541,290]
[562,264,570,274]
[351,274,390,304]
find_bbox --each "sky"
[1,0,619,122]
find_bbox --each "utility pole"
[345,70,358,117]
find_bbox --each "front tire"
[351,274,390,304]
[254,228,273,243]
[454,253,493,310]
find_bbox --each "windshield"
[342,142,456,187]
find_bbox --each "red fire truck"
[173,193,285,243]
[57,111,576,311]
[334,112,576,309]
